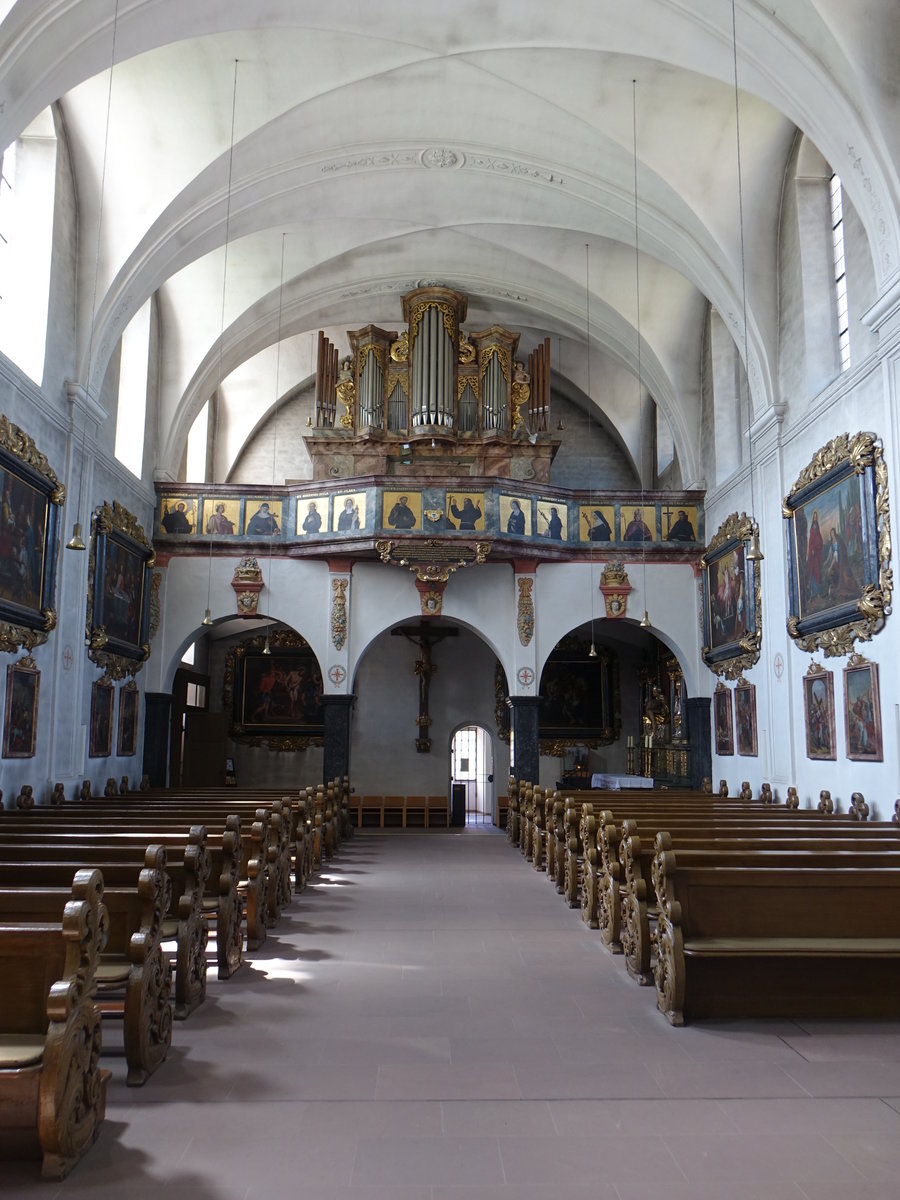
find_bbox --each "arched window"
[114,298,151,478]
[0,109,57,383]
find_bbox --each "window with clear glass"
[830,173,851,372]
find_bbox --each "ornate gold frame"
[0,414,65,654]
[700,511,762,680]
[222,628,324,751]
[783,431,892,657]
[86,501,154,680]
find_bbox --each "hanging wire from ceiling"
[631,79,652,629]
[586,242,597,658]
[202,58,240,625]
[67,0,121,550]
[730,0,764,563]
[262,232,288,657]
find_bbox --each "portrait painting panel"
[662,504,699,543]
[803,668,836,761]
[538,646,614,740]
[713,685,734,756]
[102,537,146,647]
[499,495,531,537]
[202,497,239,536]
[382,490,421,531]
[620,505,656,543]
[332,492,366,532]
[117,684,138,757]
[2,659,39,758]
[296,495,329,537]
[89,679,114,758]
[792,472,865,621]
[536,500,567,542]
[579,504,615,544]
[734,681,757,757]
[706,542,748,651]
[843,660,882,762]
[243,498,282,536]
[445,492,486,531]
[238,650,324,734]
[0,463,47,612]
[159,496,196,535]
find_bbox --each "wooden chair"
[382,796,405,828]
[426,795,449,829]
[404,796,427,827]
[359,796,383,828]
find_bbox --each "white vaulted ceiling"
[1,1,898,486]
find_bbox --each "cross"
[392,623,459,753]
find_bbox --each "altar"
[590,773,655,790]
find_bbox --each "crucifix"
[392,622,459,752]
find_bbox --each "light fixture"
[67,0,121,550]
[202,608,213,626]
[588,642,598,658]
[201,58,240,626]
[731,0,764,563]
[262,636,271,656]
[631,80,652,628]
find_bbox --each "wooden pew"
[0,869,109,1180]
[651,833,900,1024]
[0,848,173,1086]
[0,815,258,955]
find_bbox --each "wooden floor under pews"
[3,791,900,1196]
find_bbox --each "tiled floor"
[6,827,900,1198]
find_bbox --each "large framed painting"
[843,655,882,762]
[2,657,39,758]
[117,684,139,757]
[783,432,891,657]
[536,635,618,747]
[802,662,836,761]
[734,679,757,757]
[701,512,762,680]
[224,630,324,749]
[713,683,734,756]
[0,414,64,653]
[89,678,114,758]
[87,501,154,679]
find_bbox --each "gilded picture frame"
[223,629,325,750]
[843,655,882,762]
[0,414,64,654]
[2,656,39,758]
[86,501,154,680]
[783,432,891,658]
[700,512,762,680]
[802,662,836,761]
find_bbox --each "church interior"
[2,1,900,1192]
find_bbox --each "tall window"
[114,298,151,478]
[830,173,851,372]
[0,110,57,383]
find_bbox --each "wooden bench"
[0,848,173,1086]
[651,834,900,1024]
[0,869,109,1180]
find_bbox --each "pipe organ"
[311,285,556,480]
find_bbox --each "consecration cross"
[392,622,459,753]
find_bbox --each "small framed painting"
[117,684,139,757]
[843,656,882,762]
[803,663,836,761]
[713,683,734,755]
[734,680,758,757]
[499,495,532,537]
[2,657,39,758]
[89,678,114,758]
[579,504,615,543]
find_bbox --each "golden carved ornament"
[458,333,475,364]
[375,537,491,583]
[408,301,457,346]
[357,344,387,379]
[390,330,409,362]
[479,343,511,382]
[335,361,356,430]
[0,413,65,504]
[783,432,892,657]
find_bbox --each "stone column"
[685,696,712,790]
[322,695,354,785]
[142,692,172,788]
[508,696,540,789]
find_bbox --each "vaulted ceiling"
[2,1,898,487]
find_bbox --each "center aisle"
[20,827,900,1199]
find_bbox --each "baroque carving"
[516,576,534,645]
[331,578,348,650]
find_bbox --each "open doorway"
[451,725,494,825]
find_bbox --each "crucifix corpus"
[392,622,459,752]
